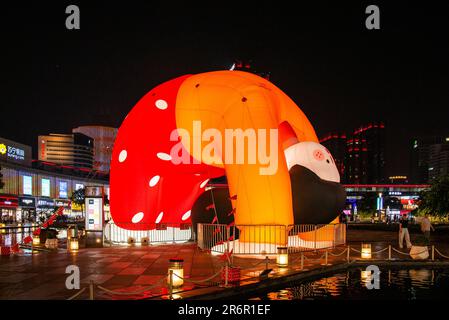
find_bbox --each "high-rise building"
[72,126,117,172]
[346,122,386,184]
[320,132,347,178]
[320,122,386,184]
[428,138,449,181]
[38,133,94,169]
[410,136,447,183]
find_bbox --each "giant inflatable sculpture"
[110,70,345,247]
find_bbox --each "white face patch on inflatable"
[284,141,340,183]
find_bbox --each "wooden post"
[169,270,173,300]
[89,280,94,300]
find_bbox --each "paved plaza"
[1,229,448,300]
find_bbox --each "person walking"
[399,214,412,249]
[420,213,435,245]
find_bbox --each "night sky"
[2,1,449,177]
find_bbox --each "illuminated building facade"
[38,133,94,169]
[428,139,449,181]
[320,122,386,184]
[1,137,109,225]
[72,126,118,173]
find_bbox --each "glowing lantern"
[167,258,184,288]
[32,235,40,246]
[361,243,372,259]
[277,247,289,267]
[68,238,79,252]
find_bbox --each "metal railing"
[197,223,346,256]
[104,222,194,245]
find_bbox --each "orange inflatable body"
[176,71,318,230]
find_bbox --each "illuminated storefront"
[18,196,36,223]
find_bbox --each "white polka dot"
[155,212,164,224]
[200,179,209,188]
[132,212,144,223]
[155,99,168,110]
[149,175,160,187]
[181,210,191,221]
[119,150,127,162]
[157,152,172,161]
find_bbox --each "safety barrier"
[104,222,194,245]
[65,243,449,300]
[197,223,347,256]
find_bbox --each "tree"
[358,192,378,214]
[71,187,86,218]
[419,175,449,218]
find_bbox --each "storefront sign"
[0,196,18,208]
[0,137,32,167]
[54,199,71,208]
[19,196,36,208]
[37,198,55,208]
[71,202,83,211]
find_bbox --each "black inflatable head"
[289,165,346,224]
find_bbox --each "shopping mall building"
[0,136,110,225]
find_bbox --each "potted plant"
[44,228,59,249]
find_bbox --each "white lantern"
[361,243,371,259]
[33,235,40,246]
[167,258,184,288]
[277,247,289,267]
[69,238,79,252]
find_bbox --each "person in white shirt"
[420,214,435,245]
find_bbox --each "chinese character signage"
[0,137,32,166]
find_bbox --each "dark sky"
[2,1,449,177]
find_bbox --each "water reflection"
[261,269,449,300]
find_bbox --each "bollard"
[300,252,304,270]
[169,270,173,300]
[432,246,435,261]
[347,245,350,263]
[265,256,269,270]
[89,280,94,300]
[325,250,328,265]
[224,263,229,287]
[388,245,392,260]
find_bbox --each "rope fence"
[64,243,449,300]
